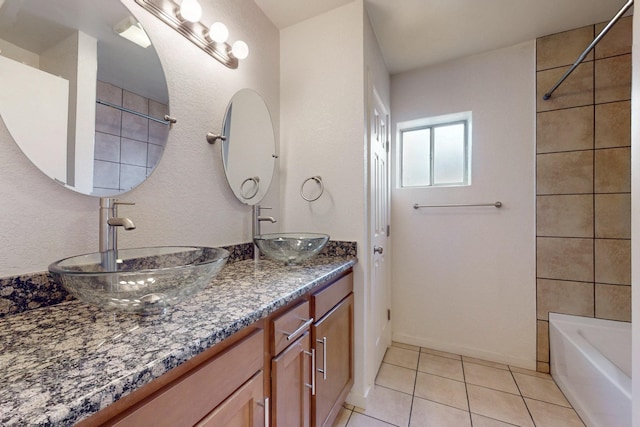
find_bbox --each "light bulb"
[178,0,202,23]
[231,40,249,59]
[208,22,229,43]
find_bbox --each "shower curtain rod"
[542,0,633,100]
[96,99,176,125]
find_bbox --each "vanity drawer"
[271,300,311,355]
[311,272,353,320]
[110,329,263,427]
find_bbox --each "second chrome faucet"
[253,205,276,260]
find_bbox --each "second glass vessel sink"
[49,246,229,314]
[254,233,329,265]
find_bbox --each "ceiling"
[254,0,632,74]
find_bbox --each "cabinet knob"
[373,246,384,254]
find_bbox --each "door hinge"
[386,225,390,237]
[387,309,391,321]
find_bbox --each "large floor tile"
[355,385,412,427]
[470,413,519,426]
[509,366,552,380]
[513,372,570,407]
[384,346,420,370]
[409,397,471,427]
[332,407,352,427]
[418,353,464,381]
[376,362,417,394]
[467,384,534,427]
[393,341,421,352]
[420,348,461,360]
[462,356,508,370]
[525,398,585,427]
[414,372,468,411]
[347,412,397,427]
[463,363,519,394]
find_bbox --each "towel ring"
[300,176,324,202]
[240,176,260,200]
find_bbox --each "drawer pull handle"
[316,336,327,380]
[284,317,314,341]
[257,397,269,427]
[304,349,316,396]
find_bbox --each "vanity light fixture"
[114,16,152,48]
[207,22,228,43]
[134,0,249,69]
[177,0,201,22]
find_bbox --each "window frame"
[397,112,472,188]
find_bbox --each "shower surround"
[535,15,632,373]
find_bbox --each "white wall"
[630,10,639,426]
[390,42,537,368]
[280,0,373,406]
[0,56,68,183]
[0,0,279,277]
[41,31,98,193]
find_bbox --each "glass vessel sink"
[49,246,229,314]
[254,233,330,265]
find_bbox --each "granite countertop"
[0,256,356,426]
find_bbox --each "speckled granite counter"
[0,256,356,426]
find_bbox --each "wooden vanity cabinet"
[78,323,266,427]
[269,300,313,427]
[311,273,354,427]
[77,269,354,427]
[195,371,265,427]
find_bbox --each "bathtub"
[549,313,631,427]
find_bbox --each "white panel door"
[369,85,391,370]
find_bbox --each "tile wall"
[93,81,169,196]
[535,16,632,372]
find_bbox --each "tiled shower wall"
[93,81,169,196]
[535,16,632,373]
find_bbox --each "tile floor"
[333,342,585,427]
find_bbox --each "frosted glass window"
[434,124,465,184]
[399,118,469,187]
[402,128,431,186]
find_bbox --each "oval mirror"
[0,0,170,197]
[221,89,276,205]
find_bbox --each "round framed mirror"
[221,89,276,205]
[0,0,170,196]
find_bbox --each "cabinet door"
[271,332,311,427]
[110,330,264,427]
[196,371,266,427]
[312,293,354,427]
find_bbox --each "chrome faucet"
[99,198,136,253]
[253,205,277,260]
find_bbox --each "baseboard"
[392,332,536,371]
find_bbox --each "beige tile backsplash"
[595,17,632,58]
[536,106,594,153]
[536,151,593,195]
[594,239,631,285]
[594,54,632,104]
[594,194,631,238]
[594,147,631,193]
[595,101,631,148]
[536,25,594,71]
[535,16,632,371]
[536,63,594,112]
[536,279,594,321]
[536,238,594,282]
[537,195,593,238]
